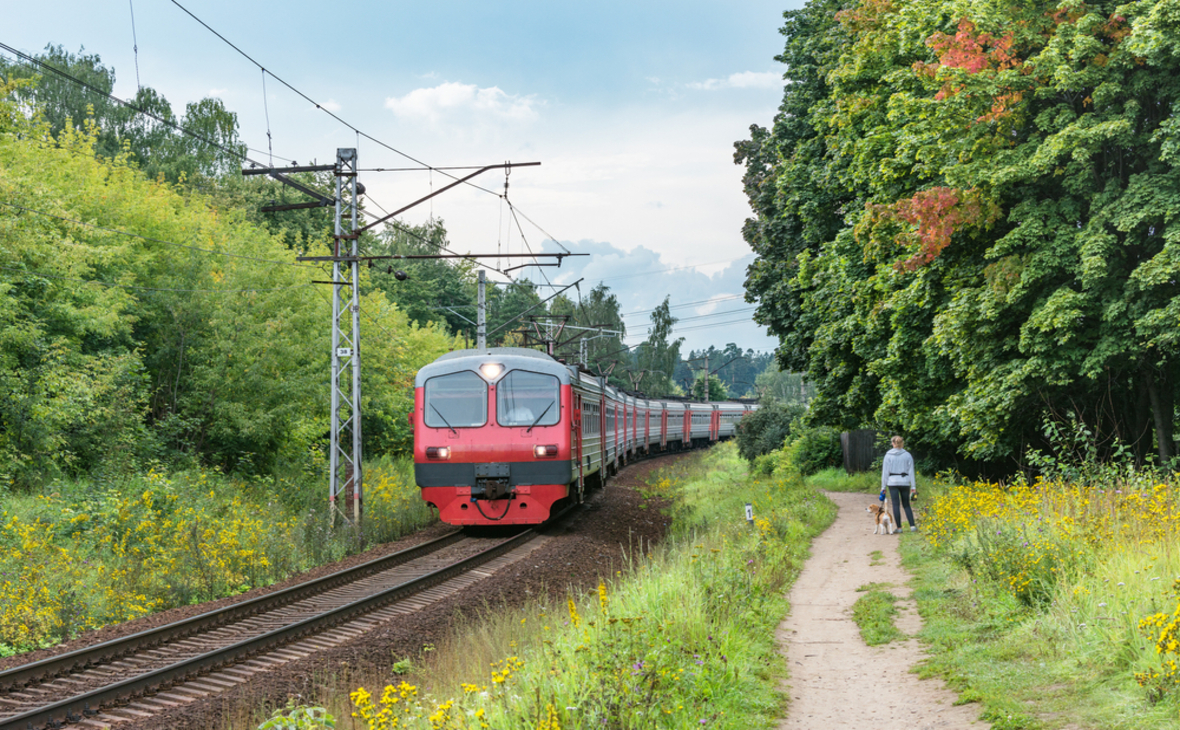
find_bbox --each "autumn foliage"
[865,188,999,271]
[928,19,1020,76]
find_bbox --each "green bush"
[784,425,842,476]
[735,399,806,464]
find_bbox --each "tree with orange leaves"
[737,0,1180,470]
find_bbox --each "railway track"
[0,521,562,730]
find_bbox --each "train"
[411,347,756,526]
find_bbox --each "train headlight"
[534,444,558,458]
[479,362,504,380]
[426,446,451,460]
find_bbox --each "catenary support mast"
[330,148,363,529]
[477,270,487,350]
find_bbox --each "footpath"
[777,490,990,729]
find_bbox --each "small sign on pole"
[745,502,754,525]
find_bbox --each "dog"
[867,504,894,535]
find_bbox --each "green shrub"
[735,399,806,464]
[784,425,842,476]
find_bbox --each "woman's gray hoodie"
[881,448,916,489]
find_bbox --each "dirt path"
[777,491,989,729]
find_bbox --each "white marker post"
[745,502,754,526]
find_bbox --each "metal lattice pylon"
[329,148,362,528]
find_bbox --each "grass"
[869,550,885,566]
[805,467,882,493]
[899,474,1180,729]
[851,586,904,646]
[295,443,838,730]
[0,454,432,656]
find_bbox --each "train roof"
[416,347,572,387]
[433,346,553,363]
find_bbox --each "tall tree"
[635,296,683,396]
[738,0,1180,467]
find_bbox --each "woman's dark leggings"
[889,485,915,528]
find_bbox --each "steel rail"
[0,530,464,694]
[1,528,540,730]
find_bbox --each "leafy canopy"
[738,0,1180,468]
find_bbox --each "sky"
[5,0,804,353]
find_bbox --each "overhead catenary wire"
[624,317,762,337]
[0,35,565,281]
[261,69,273,168]
[166,0,573,253]
[618,294,744,317]
[522,256,752,292]
[0,40,293,168]
[168,0,501,199]
[128,0,142,91]
[593,255,751,284]
[358,199,511,280]
[652,306,757,325]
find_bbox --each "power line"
[593,256,750,284]
[358,165,506,173]
[543,256,751,291]
[0,40,288,168]
[169,0,502,199]
[166,1,574,252]
[127,0,142,91]
[643,317,762,336]
[661,307,757,324]
[0,36,562,272]
[357,201,510,279]
[618,294,744,317]
[0,200,318,269]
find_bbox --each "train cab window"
[497,370,561,427]
[424,371,487,428]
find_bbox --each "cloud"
[319,99,341,112]
[687,71,780,91]
[207,88,228,97]
[384,82,540,124]
[533,239,771,353]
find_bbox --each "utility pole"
[576,327,624,369]
[283,157,580,533]
[477,270,487,350]
[330,148,363,532]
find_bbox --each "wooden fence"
[841,429,879,473]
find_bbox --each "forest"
[0,46,774,491]
[737,0,1180,473]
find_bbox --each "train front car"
[413,348,574,526]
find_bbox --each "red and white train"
[412,347,755,526]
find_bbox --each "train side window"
[424,371,488,428]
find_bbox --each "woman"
[880,436,917,533]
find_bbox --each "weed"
[851,588,904,646]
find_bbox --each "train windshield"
[496,370,560,428]
[424,371,488,428]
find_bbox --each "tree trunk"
[1131,373,1151,468]
[1144,365,1174,465]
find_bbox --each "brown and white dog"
[867,504,894,535]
